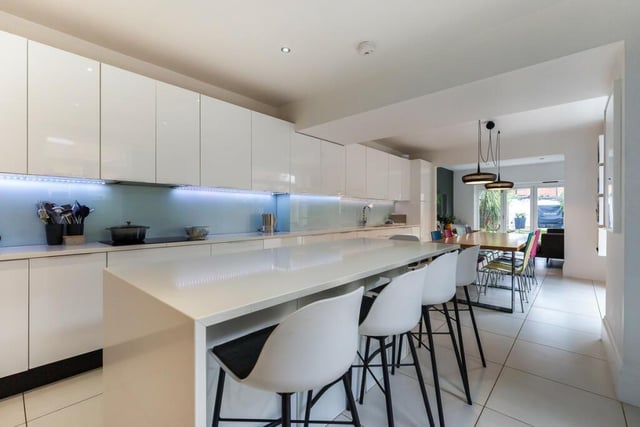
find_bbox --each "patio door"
[477,184,564,232]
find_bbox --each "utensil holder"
[45,224,64,245]
[65,223,84,236]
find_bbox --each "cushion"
[212,325,277,380]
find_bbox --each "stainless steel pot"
[106,221,149,243]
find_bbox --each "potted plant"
[514,212,526,229]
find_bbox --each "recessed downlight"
[280,46,291,54]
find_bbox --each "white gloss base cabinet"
[156,82,201,185]
[29,253,105,368]
[107,245,211,268]
[0,31,27,174]
[100,64,156,183]
[27,41,100,178]
[0,260,28,377]
[251,112,292,193]
[200,96,252,190]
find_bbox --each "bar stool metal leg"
[443,303,472,405]
[280,393,292,427]
[463,285,486,367]
[378,337,395,427]
[358,337,371,404]
[212,369,226,427]
[451,299,472,405]
[406,331,436,427]
[342,372,362,427]
[423,305,445,427]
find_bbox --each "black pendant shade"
[462,166,496,185]
[485,174,514,190]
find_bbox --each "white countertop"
[104,238,456,326]
[0,224,418,261]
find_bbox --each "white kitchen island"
[103,238,457,426]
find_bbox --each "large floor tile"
[506,340,616,398]
[27,395,102,427]
[400,344,502,406]
[476,407,532,426]
[459,309,526,338]
[518,319,607,359]
[432,323,515,364]
[624,403,640,426]
[0,394,25,427]
[526,306,602,335]
[487,367,625,427]
[533,290,601,317]
[24,369,102,421]
[354,371,482,427]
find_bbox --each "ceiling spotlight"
[356,41,376,56]
[280,46,291,54]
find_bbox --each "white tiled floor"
[0,260,638,426]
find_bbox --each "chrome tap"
[360,204,373,226]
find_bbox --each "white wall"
[439,126,605,282]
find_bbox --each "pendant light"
[462,120,497,184]
[485,131,514,190]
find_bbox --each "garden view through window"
[478,185,564,233]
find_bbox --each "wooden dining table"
[440,231,529,313]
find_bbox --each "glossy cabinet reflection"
[321,142,345,195]
[200,96,252,190]
[156,82,200,185]
[101,64,156,182]
[388,155,410,201]
[345,144,367,198]
[366,147,389,199]
[28,41,100,178]
[0,260,28,377]
[0,31,27,174]
[251,112,292,193]
[29,253,105,368]
[291,133,322,194]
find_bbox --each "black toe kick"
[0,350,102,399]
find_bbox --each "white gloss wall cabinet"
[321,142,345,195]
[366,147,389,199]
[29,253,105,368]
[156,82,200,185]
[200,96,252,189]
[291,133,322,194]
[0,31,27,174]
[388,155,410,201]
[107,245,211,267]
[0,260,28,377]
[345,144,367,198]
[101,64,156,182]
[251,112,291,193]
[27,41,100,178]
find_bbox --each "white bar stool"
[210,287,364,427]
[416,251,470,427]
[357,267,435,427]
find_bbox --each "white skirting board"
[602,316,640,406]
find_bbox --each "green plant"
[443,215,456,224]
[515,212,526,218]
[479,190,501,231]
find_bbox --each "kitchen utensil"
[184,226,210,240]
[106,221,149,243]
[261,213,276,233]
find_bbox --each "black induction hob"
[99,236,191,246]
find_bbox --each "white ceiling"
[0,0,628,162]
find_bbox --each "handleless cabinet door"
[321,142,345,195]
[28,41,99,178]
[388,155,402,201]
[201,96,252,189]
[291,133,322,194]
[251,112,291,193]
[156,82,200,185]
[0,260,28,377]
[366,148,389,200]
[101,64,156,182]
[29,253,106,368]
[345,144,367,198]
[0,31,27,174]
[400,157,410,201]
[107,245,211,268]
